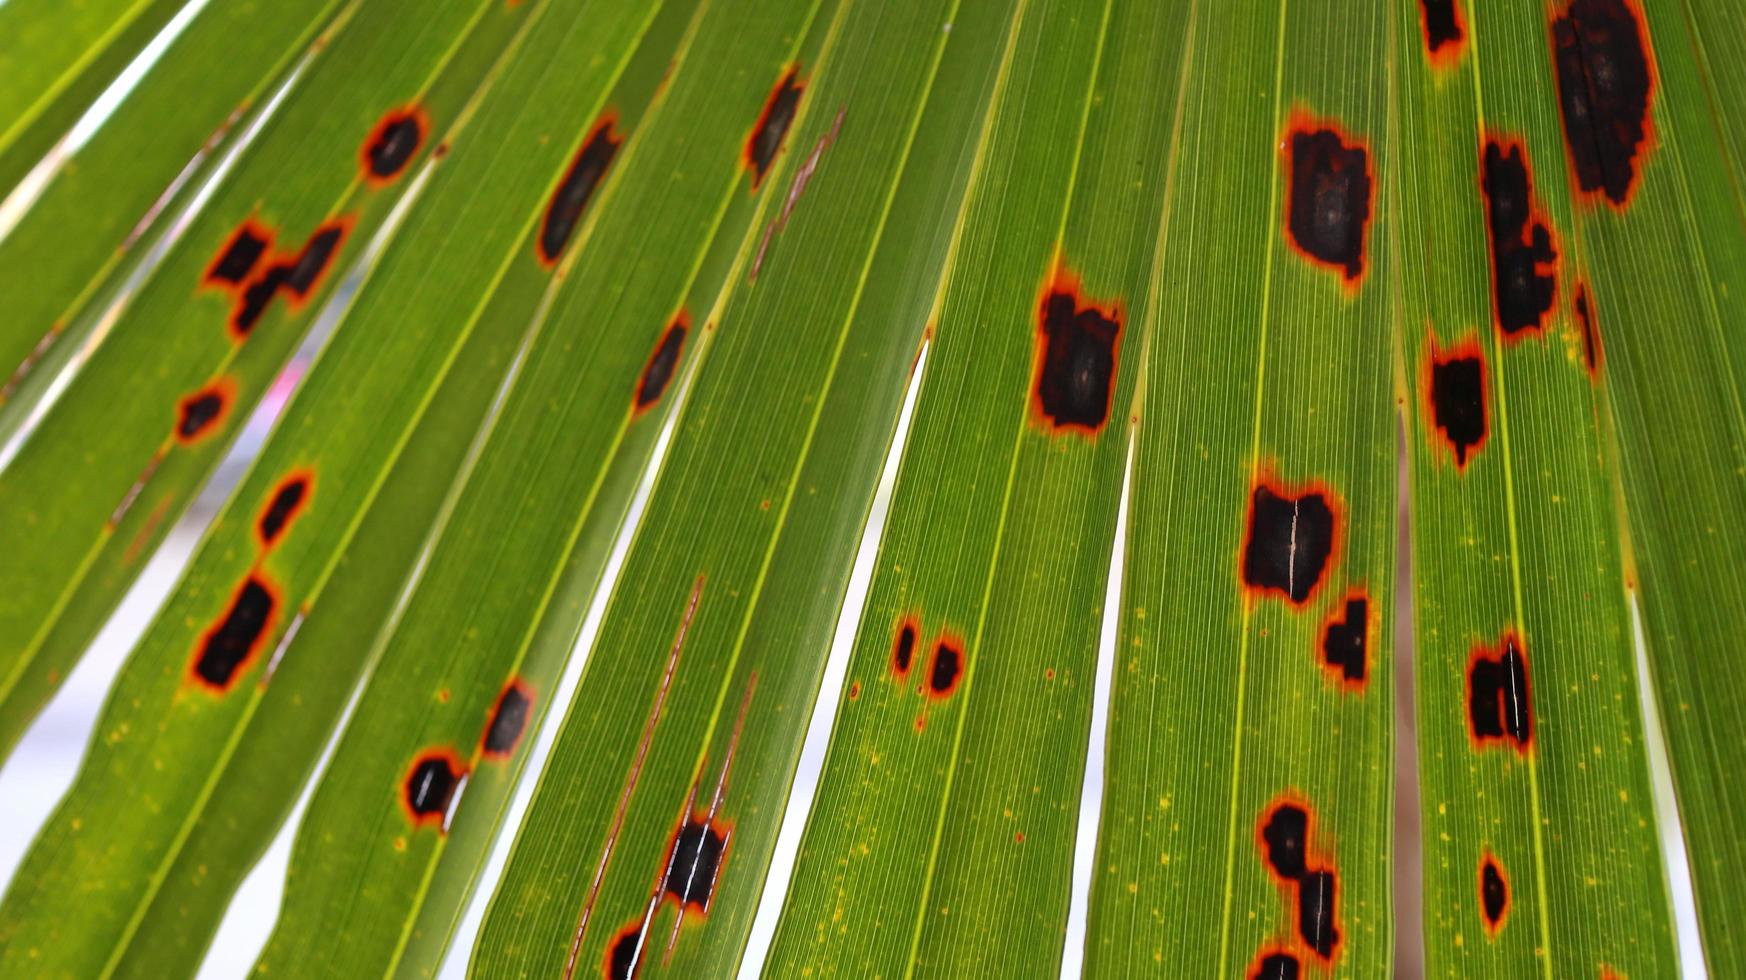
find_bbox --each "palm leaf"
[1,0,1741,977]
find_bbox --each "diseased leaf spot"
[1419,0,1466,67]
[257,472,311,546]
[1551,0,1655,208]
[1032,264,1121,436]
[1241,477,1340,606]
[635,314,687,411]
[745,67,803,188]
[191,575,276,691]
[1575,282,1602,378]
[926,636,964,699]
[604,921,643,980]
[176,380,234,444]
[1260,801,1310,881]
[892,615,919,678]
[1481,138,1559,339]
[1283,113,1372,287]
[482,680,533,758]
[229,218,353,337]
[204,220,272,288]
[1320,594,1368,686]
[1468,630,1534,752]
[362,107,427,184]
[1480,852,1510,935]
[1427,332,1489,469]
[1249,949,1301,980]
[1298,869,1341,959]
[662,816,729,912]
[402,749,464,829]
[539,115,621,267]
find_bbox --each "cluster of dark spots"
[482,680,533,757]
[191,575,277,691]
[1468,631,1534,751]
[1426,333,1489,469]
[604,921,643,980]
[1250,950,1301,980]
[891,616,919,677]
[539,115,621,267]
[361,106,427,184]
[1241,476,1340,606]
[1551,0,1655,207]
[1032,265,1122,435]
[176,380,233,444]
[402,749,465,828]
[1419,0,1466,67]
[1575,283,1602,377]
[257,472,311,546]
[229,218,353,337]
[662,815,729,912]
[1481,138,1559,339]
[1282,113,1373,286]
[1480,852,1510,934]
[1255,795,1342,962]
[204,220,272,289]
[926,636,964,699]
[745,67,804,188]
[1320,593,1369,686]
[634,314,687,411]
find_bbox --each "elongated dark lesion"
[1426,333,1488,469]
[257,472,311,546]
[1032,265,1121,436]
[1241,478,1339,606]
[362,107,427,185]
[1255,794,1342,962]
[1282,114,1372,286]
[1551,0,1654,208]
[1320,593,1369,686]
[1480,138,1558,339]
[1480,852,1510,935]
[634,315,688,411]
[482,680,533,758]
[176,380,233,444]
[745,67,804,188]
[539,116,622,267]
[1468,630,1534,751]
[191,574,277,691]
[1419,0,1465,66]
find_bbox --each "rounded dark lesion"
[1480,853,1511,932]
[1241,483,1337,605]
[1034,286,1121,435]
[363,108,427,183]
[1284,125,1372,284]
[403,751,463,825]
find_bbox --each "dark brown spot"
[1320,594,1368,686]
[926,635,964,699]
[402,749,464,828]
[634,315,687,411]
[1575,282,1602,378]
[482,680,533,758]
[1298,868,1341,959]
[1480,852,1510,934]
[1033,265,1121,435]
[204,220,272,288]
[191,575,277,691]
[257,472,310,546]
[604,921,643,980]
[1249,950,1301,980]
[1481,138,1559,339]
[892,616,918,677]
[228,219,352,337]
[662,816,728,912]
[362,107,427,184]
[176,381,232,443]
[745,67,803,188]
[1283,113,1373,286]
[1420,0,1465,67]
[1427,333,1488,469]
[538,115,621,267]
[1241,478,1340,606]
[1468,630,1534,751]
[1551,0,1655,208]
[1260,801,1310,881]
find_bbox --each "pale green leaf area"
[0,0,1741,977]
